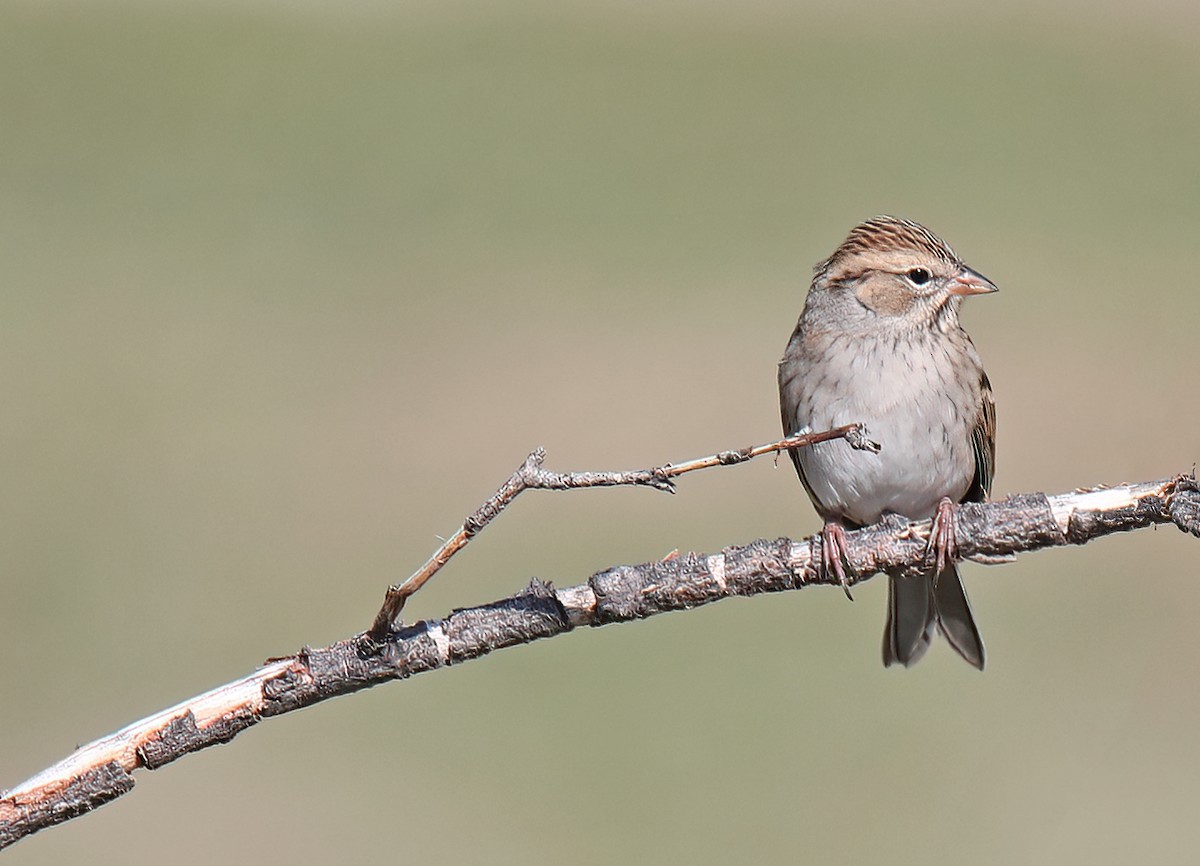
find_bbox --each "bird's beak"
[948,266,998,296]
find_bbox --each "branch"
[2,471,1196,849]
[368,424,879,639]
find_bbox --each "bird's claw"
[927,497,958,581]
[821,522,854,601]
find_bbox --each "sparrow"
[778,216,997,669]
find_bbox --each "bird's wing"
[964,370,996,504]
[778,355,837,519]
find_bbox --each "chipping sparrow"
[778,216,997,669]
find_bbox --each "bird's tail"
[883,563,985,670]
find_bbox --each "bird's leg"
[820,520,854,601]
[928,496,958,581]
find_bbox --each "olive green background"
[2,1,1198,863]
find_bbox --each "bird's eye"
[906,268,932,286]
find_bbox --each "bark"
[2,472,1196,850]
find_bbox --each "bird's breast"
[787,330,980,525]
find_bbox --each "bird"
[778,216,997,669]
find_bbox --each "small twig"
[367,424,877,639]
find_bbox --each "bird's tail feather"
[883,574,936,667]
[883,564,985,670]
[933,561,986,670]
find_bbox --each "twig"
[3,472,1196,850]
[367,424,878,639]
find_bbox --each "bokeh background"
[2,1,1198,862]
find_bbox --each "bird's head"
[811,215,996,333]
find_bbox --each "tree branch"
[368,424,879,639]
[2,467,1196,849]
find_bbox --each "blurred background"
[2,0,1198,862]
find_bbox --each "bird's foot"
[821,521,854,601]
[928,497,959,580]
